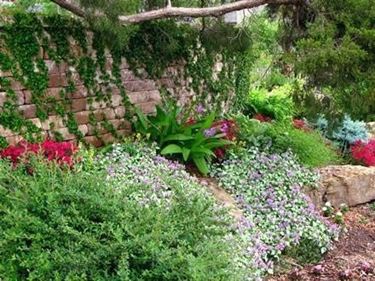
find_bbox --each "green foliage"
[0,11,248,143]
[266,123,342,167]
[134,103,231,175]
[211,146,339,274]
[246,84,296,121]
[233,114,342,167]
[289,0,375,120]
[332,115,369,153]
[0,157,242,280]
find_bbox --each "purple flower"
[196,104,205,114]
[204,127,217,138]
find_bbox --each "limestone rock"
[306,165,375,208]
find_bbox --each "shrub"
[333,115,369,153]
[245,84,295,121]
[0,148,249,280]
[234,115,342,167]
[0,140,78,167]
[265,123,342,167]
[351,139,375,167]
[133,103,233,174]
[211,147,339,272]
[314,114,329,137]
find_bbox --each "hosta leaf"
[193,156,209,175]
[164,134,194,142]
[182,147,191,161]
[160,144,182,155]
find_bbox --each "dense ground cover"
[0,144,251,280]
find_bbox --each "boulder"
[305,165,375,208]
[368,122,375,138]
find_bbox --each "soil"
[269,204,375,281]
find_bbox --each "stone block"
[23,90,32,104]
[46,88,63,100]
[0,92,7,107]
[41,116,65,130]
[11,79,25,91]
[121,69,137,81]
[114,106,126,118]
[6,135,23,146]
[127,91,150,104]
[69,85,88,99]
[74,111,90,125]
[111,94,123,107]
[48,74,67,88]
[19,104,37,119]
[124,80,157,92]
[148,90,161,102]
[71,98,87,112]
[138,102,156,114]
[0,125,14,137]
[83,136,103,147]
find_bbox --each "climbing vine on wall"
[0,11,251,148]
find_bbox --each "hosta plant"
[133,103,233,174]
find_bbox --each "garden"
[0,0,374,280]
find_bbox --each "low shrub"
[333,115,369,153]
[351,139,375,167]
[211,147,339,272]
[0,147,249,280]
[0,140,78,167]
[266,123,342,167]
[245,84,295,121]
[234,114,342,167]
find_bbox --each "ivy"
[0,12,251,146]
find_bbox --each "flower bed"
[211,147,339,274]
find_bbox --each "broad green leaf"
[191,147,215,156]
[201,111,216,129]
[164,134,194,142]
[160,144,183,155]
[182,147,191,161]
[193,156,209,175]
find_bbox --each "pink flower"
[351,139,375,166]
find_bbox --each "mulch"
[269,204,375,281]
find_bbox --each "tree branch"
[51,0,85,17]
[51,0,299,24]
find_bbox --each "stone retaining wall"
[0,47,189,147]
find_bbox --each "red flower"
[351,139,375,167]
[212,119,237,141]
[254,114,272,123]
[214,148,226,159]
[0,139,78,167]
[185,117,196,126]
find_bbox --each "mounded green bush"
[266,123,342,167]
[233,114,342,167]
[0,157,242,280]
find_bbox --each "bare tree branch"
[51,0,299,24]
[51,0,85,17]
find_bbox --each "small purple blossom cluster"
[92,142,259,279]
[95,143,203,207]
[211,147,339,276]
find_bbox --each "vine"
[0,11,251,148]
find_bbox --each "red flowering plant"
[0,140,78,167]
[210,119,237,159]
[254,113,272,123]
[351,139,375,167]
[293,118,311,132]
